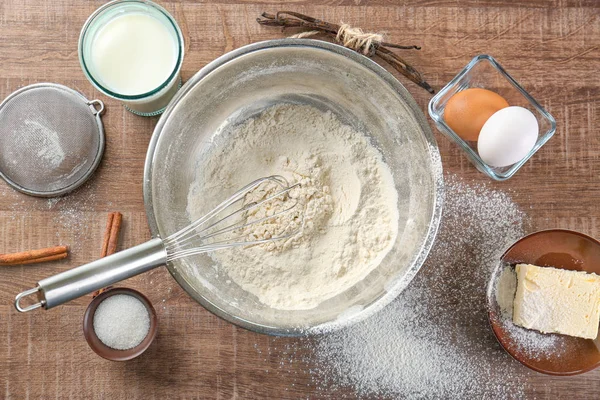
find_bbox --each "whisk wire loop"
[164,175,301,262]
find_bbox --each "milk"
[91,13,178,96]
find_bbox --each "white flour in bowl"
[187,104,399,310]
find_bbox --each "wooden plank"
[0,0,599,398]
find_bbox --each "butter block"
[513,263,600,339]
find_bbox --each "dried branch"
[257,11,434,94]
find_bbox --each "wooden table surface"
[1,0,599,398]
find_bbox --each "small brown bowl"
[488,229,600,375]
[83,288,158,361]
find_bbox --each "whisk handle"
[15,238,167,312]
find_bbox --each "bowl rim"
[143,38,444,336]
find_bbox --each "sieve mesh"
[0,84,104,197]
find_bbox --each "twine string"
[336,23,383,56]
[289,30,320,39]
[289,23,383,56]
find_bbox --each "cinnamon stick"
[5,252,69,265]
[94,212,123,297]
[106,212,123,256]
[100,212,115,258]
[0,245,68,265]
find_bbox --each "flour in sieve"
[186,104,399,310]
[21,120,65,168]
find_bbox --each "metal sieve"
[0,83,105,197]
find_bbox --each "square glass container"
[428,54,556,180]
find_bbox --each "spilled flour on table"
[311,176,532,398]
[47,184,98,252]
[256,175,535,398]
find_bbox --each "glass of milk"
[79,0,184,116]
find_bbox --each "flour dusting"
[187,104,399,310]
[492,265,565,359]
[309,176,531,398]
[496,264,517,318]
[23,120,65,168]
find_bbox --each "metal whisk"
[165,175,301,260]
[15,175,302,312]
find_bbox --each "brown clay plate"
[83,287,158,361]
[487,229,600,375]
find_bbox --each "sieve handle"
[14,238,167,312]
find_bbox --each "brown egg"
[444,88,509,141]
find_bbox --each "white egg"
[477,106,539,168]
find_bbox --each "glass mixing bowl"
[144,39,443,335]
